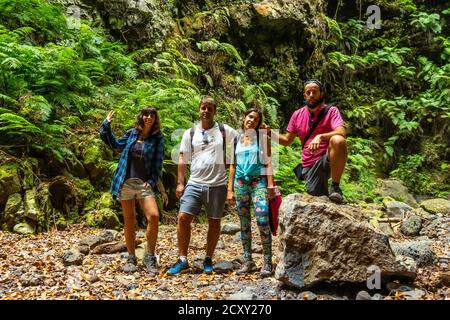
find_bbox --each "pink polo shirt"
[287,104,345,168]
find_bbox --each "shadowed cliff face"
[226,1,326,113]
[77,0,174,50]
[63,0,327,112]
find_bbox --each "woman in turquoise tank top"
[227,108,275,278]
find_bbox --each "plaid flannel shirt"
[99,119,164,199]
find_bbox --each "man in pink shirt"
[267,80,348,203]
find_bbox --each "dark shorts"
[302,153,330,196]
[179,184,227,219]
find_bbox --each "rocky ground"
[0,211,448,300]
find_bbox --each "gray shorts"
[302,153,330,196]
[179,184,227,219]
[119,178,155,201]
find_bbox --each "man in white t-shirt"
[167,96,238,275]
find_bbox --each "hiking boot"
[236,260,257,275]
[143,253,159,274]
[167,259,189,275]
[260,262,273,278]
[203,257,214,274]
[329,184,343,204]
[122,254,138,273]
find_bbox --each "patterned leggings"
[234,176,272,263]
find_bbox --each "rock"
[91,240,142,255]
[439,271,450,287]
[378,223,395,237]
[390,238,437,267]
[400,215,422,236]
[79,230,119,252]
[413,208,431,219]
[375,180,418,208]
[0,163,21,203]
[298,291,317,300]
[402,289,426,300]
[1,193,22,231]
[228,287,259,300]
[372,293,384,300]
[22,188,41,222]
[395,255,418,273]
[275,194,416,289]
[126,283,139,291]
[356,291,372,300]
[252,246,263,254]
[78,244,90,255]
[221,223,241,235]
[13,221,36,235]
[62,250,85,266]
[420,216,450,241]
[85,208,121,230]
[420,198,450,214]
[213,261,234,274]
[48,176,82,216]
[20,272,43,287]
[216,238,225,249]
[86,270,100,283]
[384,200,413,219]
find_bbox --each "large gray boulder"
[375,179,418,208]
[275,194,416,289]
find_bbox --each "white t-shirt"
[180,122,238,186]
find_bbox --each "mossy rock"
[72,177,97,205]
[420,198,450,214]
[85,208,121,230]
[17,158,38,191]
[375,179,418,208]
[13,221,36,235]
[0,163,21,202]
[0,193,23,231]
[79,136,113,188]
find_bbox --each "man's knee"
[178,212,194,226]
[208,218,221,230]
[329,135,347,149]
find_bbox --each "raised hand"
[106,110,115,123]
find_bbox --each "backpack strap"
[189,126,195,161]
[190,123,227,168]
[218,123,226,167]
[301,105,331,149]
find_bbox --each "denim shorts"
[179,184,227,219]
[119,178,155,201]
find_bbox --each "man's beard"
[305,97,324,109]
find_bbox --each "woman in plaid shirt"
[99,107,164,274]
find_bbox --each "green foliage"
[411,12,442,34]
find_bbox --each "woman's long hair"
[134,107,161,136]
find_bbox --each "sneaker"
[260,262,273,278]
[122,254,138,273]
[143,253,159,274]
[203,257,214,274]
[236,260,257,275]
[167,259,189,275]
[329,184,343,204]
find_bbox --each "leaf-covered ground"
[0,214,448,300]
